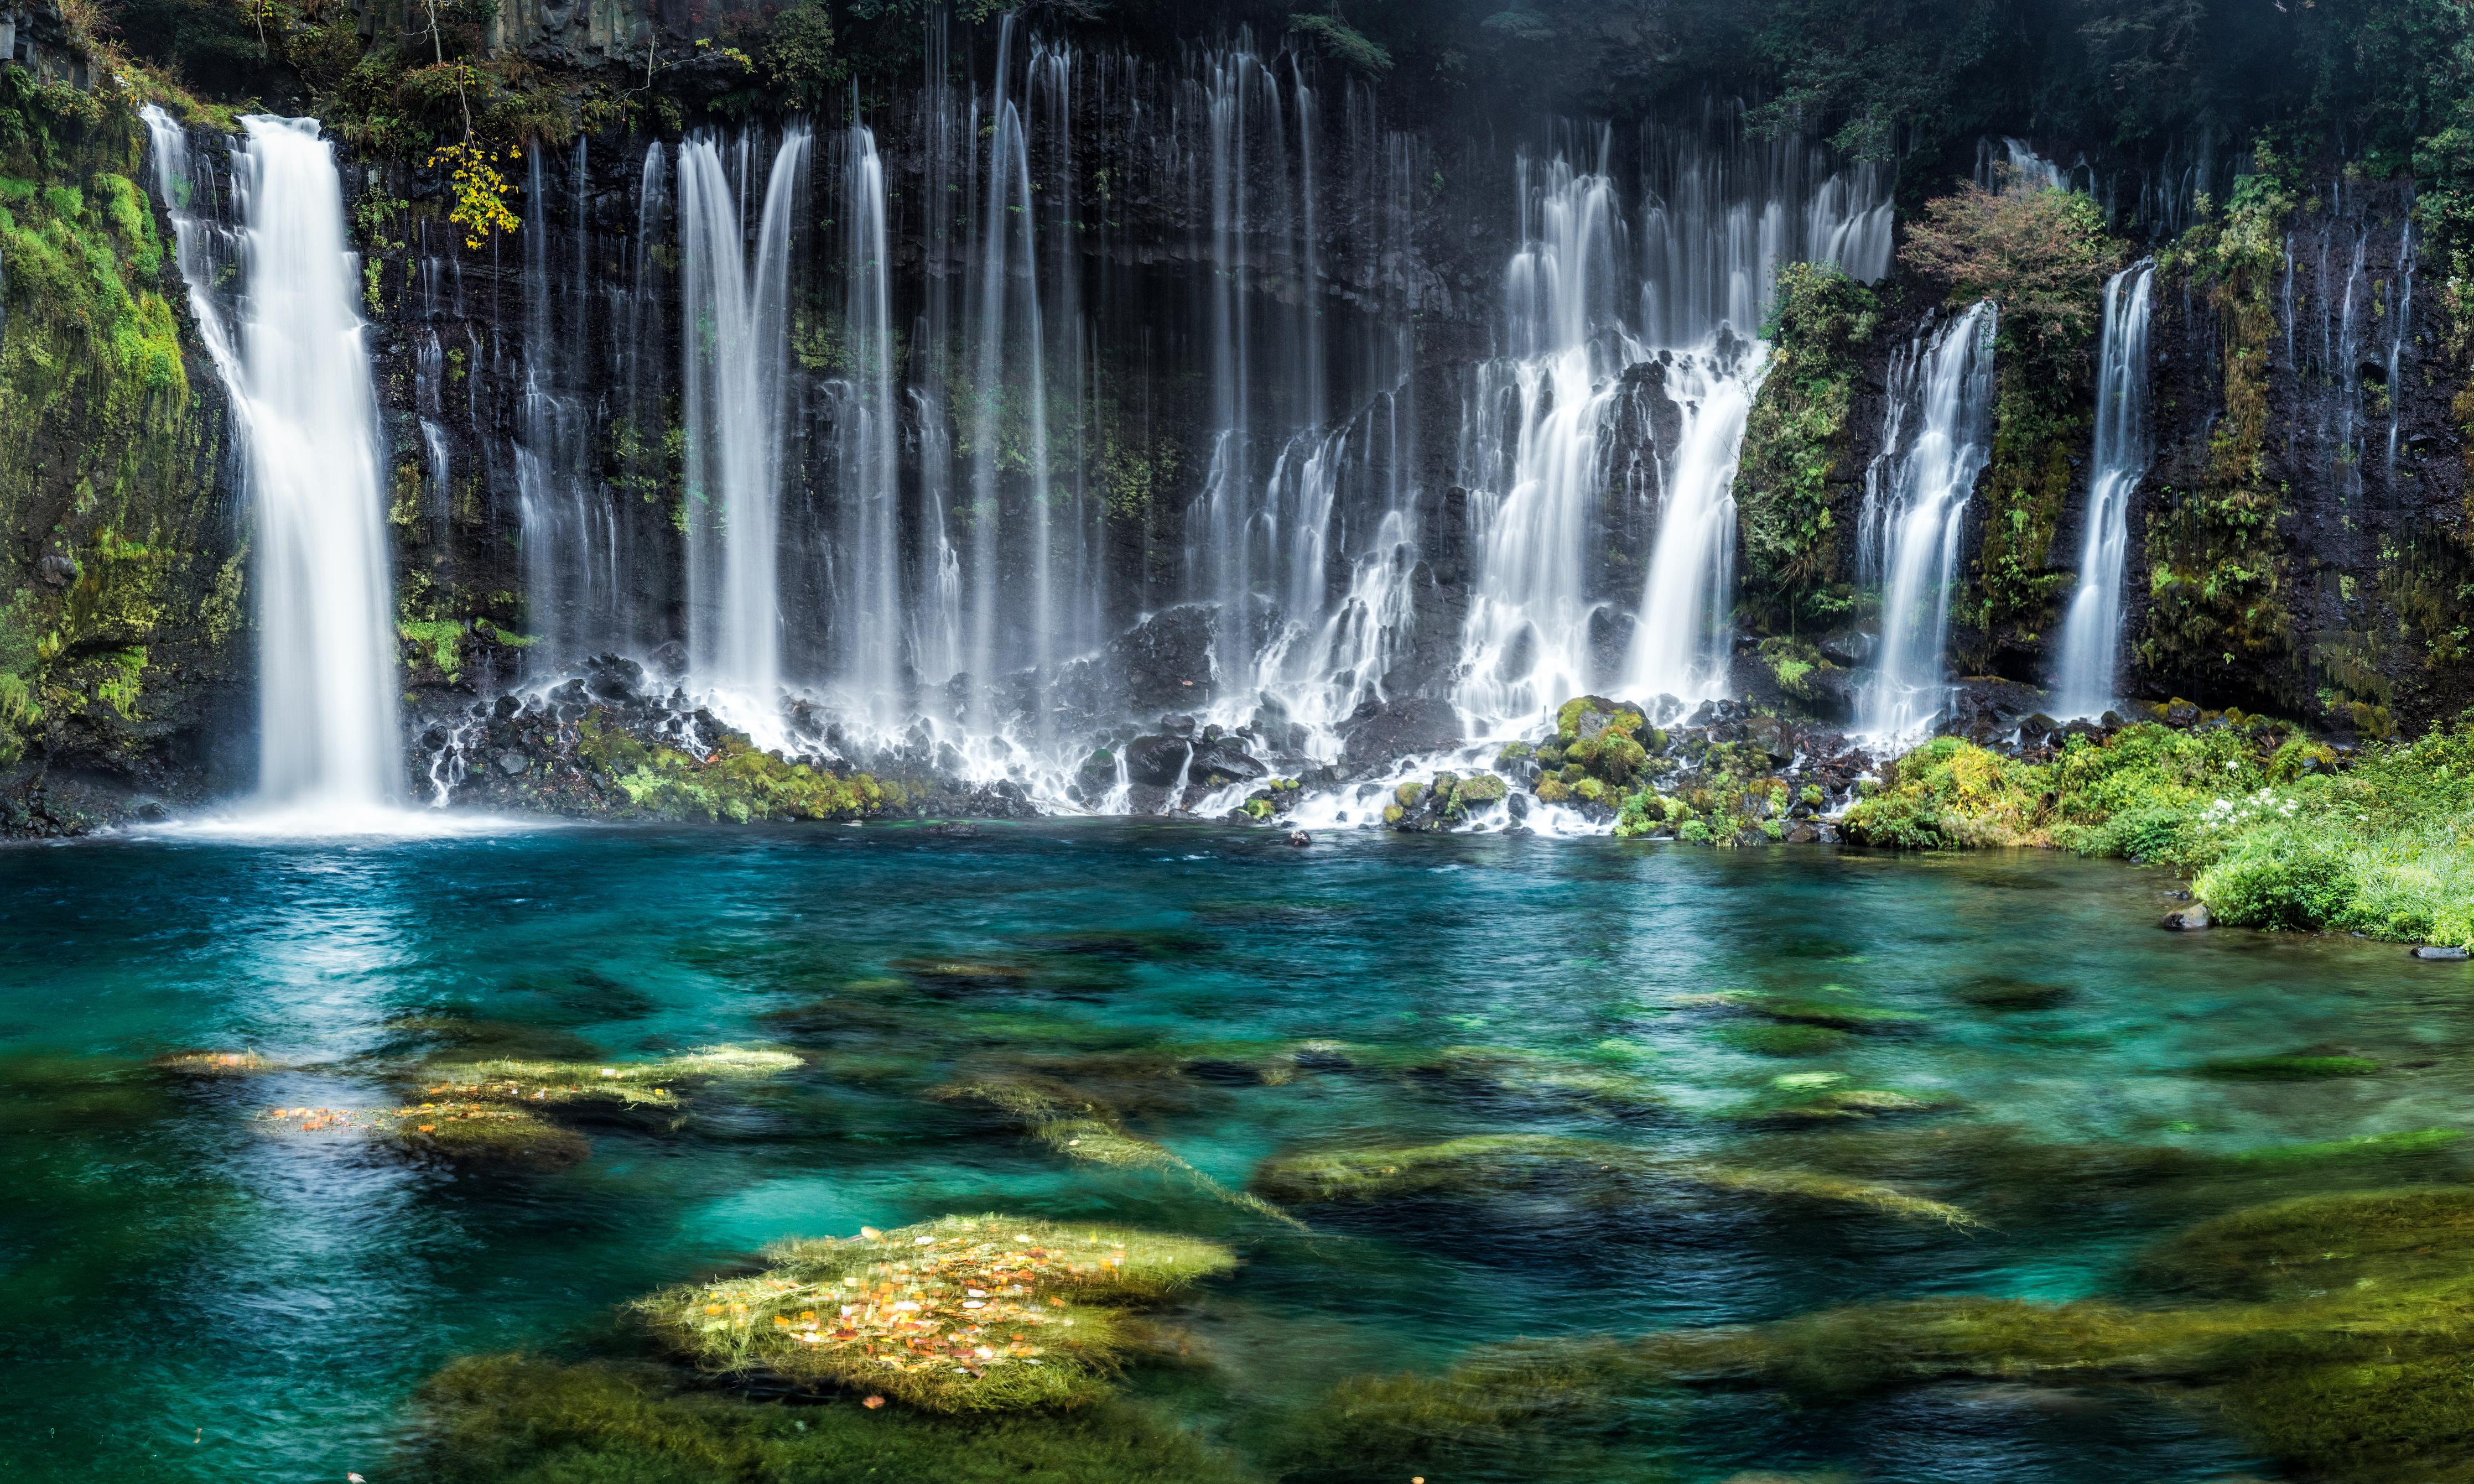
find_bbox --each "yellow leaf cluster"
[427,140,522,250]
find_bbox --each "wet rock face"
[1341,696,1464,769]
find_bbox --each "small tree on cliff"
[1899,180,2122,383]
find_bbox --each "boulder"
[2411,945,2470,961]
[1339,695,1463,768]
[2162,903,2212,930]
[1188,737,1266,787]
[1122,734,1194,788]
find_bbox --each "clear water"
[8,826,2471,1482]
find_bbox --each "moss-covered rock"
[931,1075,1303,1228]
[633,1215,1237,1413]
[406,1353,1256,1484]
[1250,1133,1977,1227]
[573,713,905,824]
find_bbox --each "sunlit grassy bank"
[1845,718,2474,946]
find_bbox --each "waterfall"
[1624,341,1764,701]
[1857,302,1999,743]
[679,125,809,726]
[964,17,1060,725]
[1454,153,1636,736]
[1455,118,1890,737]
[2053,263,2155,720]
[144,108,402,815]
[834,122,903,725]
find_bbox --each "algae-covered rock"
[633,1214,1236,1413]
[2137,1185,2474,1301]
[1717,1023,1852,1057]
[1714,992,1926,1032]
[933,1076,1304,1228]
[150,1049,278,1076]
[2195,1053,2381,1080]
[260,1102,590,1170]
[2220,1128,2461,1169]
[1250,1133,1976,1227]
[416,1044,803,1109]
[1403,1046,1667,1117]
[407,1353,1256,1484]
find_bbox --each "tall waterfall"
[144,108,402,815]
[2053,263,2155,720]
[834,123,903,725]
[1455,153,1638,734]
[1857,302,1999,742]
[679,126,809,724]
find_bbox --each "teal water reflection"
[6,822,2470,1482]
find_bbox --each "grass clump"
[633,1215,1236,1413]
[406,1353,1256,1484]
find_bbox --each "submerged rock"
[408,1353,1256,1483]
[1250,1133,1976,1227]
[633,1214,1236,1413]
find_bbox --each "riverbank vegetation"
[1846,714,2474,946]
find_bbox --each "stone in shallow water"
[2411,944,2470,960]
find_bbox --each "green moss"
[2143,148,2298,681]
[633,1215,1237,1413]
[1735,262,1876,633]
[1717,1022,1852,1056]
[1251,1133,1976,1227]
[932,1076,1303,1229]
[576,712,905,824]
[1841,737,2047,848]
[407,1354,1256,1484]
[2195,1054,2381,1081]
[2222,1128,2461,1168]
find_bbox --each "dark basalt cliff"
[3,0,2471,830]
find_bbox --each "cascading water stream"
[1857,301,1999,743]
[1454,152,1637,738]
[1624,341,1764,701]
[2053,263,2155,720]
[679,125,809,733]
[144,108,403,819]
[833,122,903,726]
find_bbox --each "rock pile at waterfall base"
[413,655,1040,823]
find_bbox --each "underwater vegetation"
[258,1101,590,1170]
[1846,719,2474,947]
[410,1354,1256,1484]
[1250,1133,1979,1227]
[1303,1184,2474,1482]
[634,1215,1235,1413]
[932,1075,1306,1229]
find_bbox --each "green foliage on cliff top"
[1734,262,1874,634]
[1846,717,2474,946]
